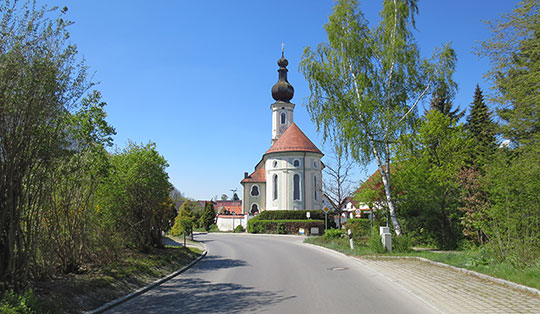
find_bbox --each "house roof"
[241,168,266,183]
[265,122,322,155]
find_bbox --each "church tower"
[270,49,295,144]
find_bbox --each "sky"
[42,0,518,200]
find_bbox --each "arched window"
[280,112,286,124]
[250,185,259,196]
[250,203,259,215]
[273,174,278,200]
[293,174,300,201]
[293,159,300,167]
[313,160,318,168]
[314,175,318,200]
[273,160,278,168]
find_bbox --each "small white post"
[348,229,354,250]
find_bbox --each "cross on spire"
[281,42,284,57]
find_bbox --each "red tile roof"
[241,168,266,183]
[265,123,322,155]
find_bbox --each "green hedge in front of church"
[255,209,326,221]
[247,219,325,235]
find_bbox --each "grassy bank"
[2,245,202,314]
[305,237,540,290]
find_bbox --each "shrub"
[1,290,41,314]
[345,219,371,240]
[233,225,245,233]
[323,228,344,240]
[393,234,413,253]
[255,210,326,220]
[368,226,386,253]
[247,219,324,235]
[208,224,219,232]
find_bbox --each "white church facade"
[241,53,324,214]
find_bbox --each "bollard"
[348,229,354,250]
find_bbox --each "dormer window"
[280,112,286,124]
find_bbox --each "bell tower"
[270,45,295,144]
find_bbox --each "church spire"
[271,45,294,102]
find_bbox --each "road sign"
[323,207,330,213]
[355,209,361,216]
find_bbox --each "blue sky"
[45,0,518,200]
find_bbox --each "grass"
[28,245,202,313]
[305,236,540,290]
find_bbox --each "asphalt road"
[105,233,439,314]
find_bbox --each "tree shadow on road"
[190,255,249,272]
[107,277,295,313]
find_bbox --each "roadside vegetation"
[303,0,539,280]
[0,2,197,312]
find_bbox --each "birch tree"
[301,0,456,235]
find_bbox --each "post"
[348,229,354,250]
[324,211,328,232]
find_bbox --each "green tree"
[200,202,216,231]
[0,1,93,289]
[170,200,197,237]
[99,142,172,252]
[300,0,455,235]
[478,0,539,146]
[465,85,497,166]
[394,111,470,248]
[220,194,229,201]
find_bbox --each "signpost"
[323,207,330,232]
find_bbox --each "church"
[241,52,324,214]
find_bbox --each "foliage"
[300,0,457,236]
[392,234,413,253]
[344,219,371,240]
[478,0,539,146]
[368,227,386,253]
[233,225,245,233]
[457,167,490,245]
[0,289,41,314]
[98,142,173,252]
[323,228,344,240]
[483,145,540,266]
[170,200,198,237]
[465,85,497,166]
[247,219,324,235]
[393,111,470,249]
[200,202,217,231]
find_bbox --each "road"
[105,233,438,314]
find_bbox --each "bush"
[393,234,413,253]
[233,225,245,233]
[247,219,324,235]
[368,226,386,253]
[323,228,344,240]
[208,224,219,232]
[345,219,371,240]
[1,290,41,314]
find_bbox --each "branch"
[398,81,431,124]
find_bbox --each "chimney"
[244,172,248,179]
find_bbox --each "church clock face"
[280,126,287,133]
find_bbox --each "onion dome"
[271,51,294,102]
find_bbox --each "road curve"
[105,233,439,314]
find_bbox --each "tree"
[0,1,93,289]
[170,200,197,244]
[300,0,455,235]
[99,142,172,252]
[478,0,539,146]
[220,194,229,201]
[429,87,464,122]
[465,85,497,166]
[322,142,355,228]
[393,111,470,248]
[232,193,240,201]
[200,202,216,231]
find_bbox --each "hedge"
[247,219,324,235]
[344,218,372,240]
[255,210,326,220]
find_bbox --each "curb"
[364,255,540,297]
[86,246,208,314]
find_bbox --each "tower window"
[280,112,286,124]
[314,175,318,200]
[273,174,278,200]
[250,185,259,196]
[251,203,259,215]
[273,160,278,168]
[293,159,300,167]
[293,174,300,201]
[313,160,318,168]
